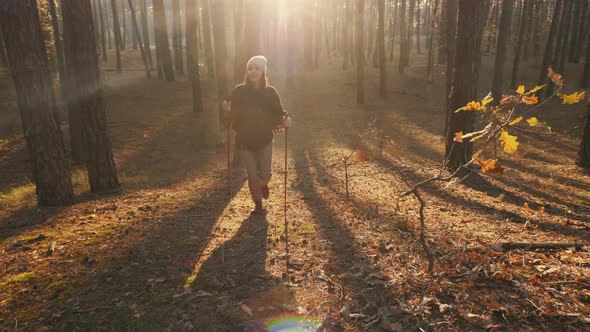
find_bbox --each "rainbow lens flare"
[264,313,322,331]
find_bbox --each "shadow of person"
[195,213,270,294]
[190,212,297,330]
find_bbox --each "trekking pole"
[284,127,289,282]
[227,124,231,198]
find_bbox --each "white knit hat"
[247,55,267,72]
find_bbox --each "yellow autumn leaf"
[456,101,486,112]
[527,117,539,126]
[548,67,563,87]
[466,101,485,111]
[527,117,552,133]
[525,85,546,95]
[482,97,494,107]
[478,159,505,174]
[522,95,538,105]
[517,85,525,95]
[500,130,519,154]
[509,116,523,126]
[557,91,586,104]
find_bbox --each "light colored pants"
[239,142,273,202]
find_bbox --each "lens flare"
[264,313,321,332]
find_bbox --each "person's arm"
[269,87,290,128]
[222,86,240,128]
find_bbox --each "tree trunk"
[510,0,528,89]
[437,0,447,64]
[152,0,174,81]
[48,0,66,80]
[186,0,203,113]
[127,0,150,79]
[556,0,573,74]
[426,0,440,82]
[485,0,498,55]
[398,0,407,73]
[233,0,245,81]
[568,0,583,63]
[212,0,228,97]
[538,0,562,86]
[531,0,543,56]
[139,0,153,69]
[389,0,399,62]
[172,0,183,74]
[62,0,120,192]
[582,27,590,88]
[545,0,569,97]
[111,0,123,72]
[105,0,112,49]
[286,11,296,88]
[0,30,8,67]
[0,0,74,206]
[574,0,590,63]
[445,0,484,170]
[343,0,352,69]
[92,0,101,55]
[98,0,108,61]
[416,0,421,54]
[378,0,386,96]
[357,0,365,104]
[523,0,535,59]
[212,0,228,144]
[444,0,457,136]
[577,102,590,168]
[491,0,514,104]
[304,0,314,70]
[201,0,215,80]
[407,0,416,58]
[121,0,127,49]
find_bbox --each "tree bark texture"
[62,0,120,192]
[152,0,174,81]
[445,0,484,170]
[0,0,74,206]
[491,0,514,104]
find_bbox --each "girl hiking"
[222,55,291,214]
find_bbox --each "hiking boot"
[262,185,270,200]
[251,200,266,214]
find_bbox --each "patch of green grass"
[291,224,317,241]
[83,229,114,246]
[0,181,35,209]
[0,272,37,287]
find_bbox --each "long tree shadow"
[461,172,590,224]
[372,155,590,242]
[292,147,412,327]
[502,158,590,194]
[6,173,247,330]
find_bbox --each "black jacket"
[228,84,288,151]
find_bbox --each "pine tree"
[491,0,514,104]
[152,0,174,81]
[111,0,123,72]
[357,0,365,104]
[186,0,203,113]
[0,0,74,206]
[62,0,120,192]
[445,0,484,170]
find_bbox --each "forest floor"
[1,51,590,331]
